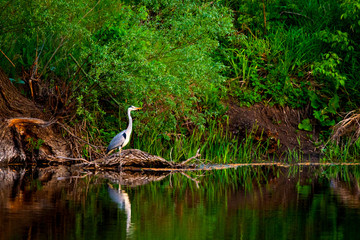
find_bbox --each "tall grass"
[133,121,360,163]
[321,138,360,162]
[132,120,272,164]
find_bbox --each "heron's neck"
[127,109,133,132]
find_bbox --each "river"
[0,165,359,239]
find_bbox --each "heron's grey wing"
[106,130,127,153]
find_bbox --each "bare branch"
[180,172,200,188]
[280,11,314,22]
[181,148,201,165]
[332,110,360,143]
[0,48,15,67]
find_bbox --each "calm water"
[0,165,360,240]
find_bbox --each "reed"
[132,121,272,164]
[321,138,360,162]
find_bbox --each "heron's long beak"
[135,107,142,110]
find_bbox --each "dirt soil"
[227,102,320,160]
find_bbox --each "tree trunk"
[0,68,71,163]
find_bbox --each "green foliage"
[27,138,44,151]
[80,1,233,137]
[340,0,360,34]
[322,138,360,162]
[0,0,102,74]
[219,0,360,127]
[298,119,312,132]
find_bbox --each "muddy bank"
[227,102,319,159]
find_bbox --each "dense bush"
[84,1,233,137]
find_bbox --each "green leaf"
[328,95,339,114]
[323,119,336,126]
[298,119,313,131]
[309,91,321,109]
[9,78,25,84]
[314,110,328,122]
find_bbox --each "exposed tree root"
[332,110,360,143]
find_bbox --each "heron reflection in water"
[106,106,141,155]
[108,184,133,235]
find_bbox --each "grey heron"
[106,105,142,154]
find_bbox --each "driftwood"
[73,149,198,171]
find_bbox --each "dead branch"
[56,121,103,149]
[57,172,92,180]
[280,11,314,22]
[0,48,15,67]
[77,0,101,24]
[52,155,101,169]
[181,148,201,165]
[180,172,200,188]
[51,155,90,163]
[39,37,66,79]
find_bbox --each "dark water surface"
[1,165,360,240]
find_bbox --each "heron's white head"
[128,105,142,111]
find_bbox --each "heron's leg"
[119,147,123,170]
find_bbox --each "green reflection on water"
[0,166,360,240]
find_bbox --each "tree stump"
[0,69,71,163]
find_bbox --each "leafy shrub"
[77,1,234,139]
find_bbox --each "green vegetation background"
[1,0,359,160]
